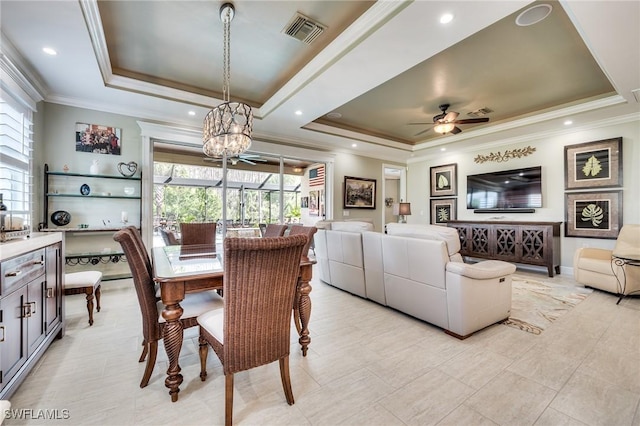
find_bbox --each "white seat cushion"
[197,309,224,343]
[446,260,516,279]
[157,290,223,323]
[65,271,102,289]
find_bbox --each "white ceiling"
[1,0,639,164]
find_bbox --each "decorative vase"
[90,159,100,175]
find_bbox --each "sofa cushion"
[446,260,516,279]
[386,223,460,256]
[331,221,374,233]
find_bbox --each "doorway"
[381,165,406,227]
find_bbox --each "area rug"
[502,276,593,335]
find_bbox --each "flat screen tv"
[466,166,542,212]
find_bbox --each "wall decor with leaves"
[473,146,536,164]
[563,137,623,238]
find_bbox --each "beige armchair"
[574,224,640,299]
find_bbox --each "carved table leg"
[162,302,184,402]
[296,264,313,356]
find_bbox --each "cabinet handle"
[22,304,31,318]
[46,287,54,298]
[5,270,22,277]
[28,301,37,315]
[33,260,45,266]
[0,326,4,342]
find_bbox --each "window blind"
[0,96,33,221]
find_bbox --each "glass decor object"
[202,3,253,158]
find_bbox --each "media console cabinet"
[447,221,561,277]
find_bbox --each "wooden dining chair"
[180,222,217,245]
[197,234,307,426]
[113,229,224,389]
[288,225,317,258]
[263,223,287,237]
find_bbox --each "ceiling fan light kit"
[429,103,490,135]
[203,2,253,159]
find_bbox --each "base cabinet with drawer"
[0,238,63,399]
[447,221,561,277]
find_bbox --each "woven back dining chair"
[160,228,181,246]
[287,225,317,258]
[262,223,287,237]
[114,229,223,389]
[197,234,307,426]
[180,222,217,245]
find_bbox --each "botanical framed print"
[564,137,622,190]
[344,176,376,209]
[75,122,122,155]
[565,190,622,239]
[430,198,457,226]
[430,163,457,197]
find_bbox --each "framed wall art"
[430,163,457,197]
[300,196,309,209]
[430,198,457,226]
[344,176,376,209]
[75,122,122,155]
[565,190,622,239]
[564,137,622,190]
[309,191,319,216]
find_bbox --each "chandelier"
[203,3,253,158]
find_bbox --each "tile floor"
[4,267,640,425]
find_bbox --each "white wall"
[407,119,640,271]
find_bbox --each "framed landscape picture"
[430,198,457,225]
[564,137,622,190]
[344,176,376,209]
[565,190,622,239]
[430,163,457,197]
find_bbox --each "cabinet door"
[448,224,470,254]
[469,224,492,257]
[27,278,46,356]
[493,225,521,262]
[45,244,62,334]
[0,287,28,390]
[519,226,549,266]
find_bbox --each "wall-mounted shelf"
[41,163,142,280]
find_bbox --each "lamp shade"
[434,122,455,134]
[398,202,412,216]
[202,101,253,157]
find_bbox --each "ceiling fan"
[411,104,490,136]
[203,153,268,166]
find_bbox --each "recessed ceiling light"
[516,4,552,27]
[564,120,573,125]
[440,13,454,24]
[351,143,357,148]
[326,112,342,119]
[440,147,446,152]
[42,47,57,56]
[295,110,302,116]
[188,111,196,116]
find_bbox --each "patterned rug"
[502,276,593,335]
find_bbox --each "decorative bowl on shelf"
[80,183,91,196]
[123,187,135,196]
[51,210,71,226]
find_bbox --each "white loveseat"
[314,222,517,338]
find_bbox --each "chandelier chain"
[222,6,230,103]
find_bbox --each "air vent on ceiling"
[283,12,326,45]
[467,107,494,117]
[632,89,640,103]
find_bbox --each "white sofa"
[315,222,517,338]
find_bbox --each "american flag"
[309,165,325,187]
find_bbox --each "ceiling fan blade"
[414,128,431,137]
[407,122,432,125]
[444,111,459,122]
[240,159,257,165]
[453,117,490,124]
[450,126,462,134]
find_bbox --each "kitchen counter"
[0,232,63,261]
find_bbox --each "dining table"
[152,243,315,402]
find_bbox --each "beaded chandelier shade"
[203,3,253,158]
